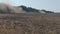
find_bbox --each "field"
[0,13,60,34]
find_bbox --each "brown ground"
[0,13,60,34]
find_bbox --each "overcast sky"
[0,0,60,12]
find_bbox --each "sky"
[0,0,60,12]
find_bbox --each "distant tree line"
[18,5,54,13]
[0,3,54,13]
[19,5,39,13]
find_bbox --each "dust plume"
[0,0,54,13]
[2,0,12,6]
[0,3,25,13]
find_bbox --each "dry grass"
[0,13,59,34]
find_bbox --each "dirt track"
[0,13,60,34]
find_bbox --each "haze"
[0,0,60,12]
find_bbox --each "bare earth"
[0,13,60,34]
